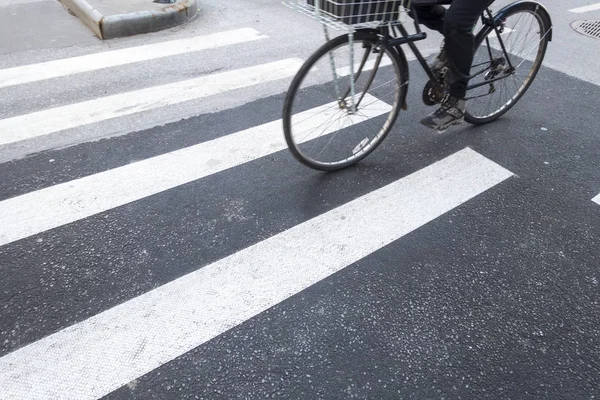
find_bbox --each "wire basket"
[284,0,408,30]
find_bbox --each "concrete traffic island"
[60,0,198,40]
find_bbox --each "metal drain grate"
[571,20,600,39]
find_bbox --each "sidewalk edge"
[60,0,104,39]
[102,0,198,40]
[59,0,198,40]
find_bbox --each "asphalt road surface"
[1,0,599,399]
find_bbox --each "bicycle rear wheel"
[282,31,406,171]
[465,2,552,125]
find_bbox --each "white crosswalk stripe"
[0,148,512,400]
[0,29,268,89]
[0,58,303,146]
[0,94,391,246]
[0,0,51,4]
[0,23,518,400]
[569,2,600,13]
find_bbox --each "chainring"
[422,65,449,106]
[422,81,442,106]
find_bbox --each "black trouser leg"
[443,0,493,99]
[410,5,446,34]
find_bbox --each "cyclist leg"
[443,0,494,100]
[409,5,446,34]
[420,0,493,131]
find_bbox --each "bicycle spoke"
[313,115,347,157]
[510,74,521,97]
[494,80,503,114]
[483,81,494,115]
[284,33,403,169]
[358,84,401,109]
[512,72,525,89]
[466,8,547,122]
[515,32,547,70]
[356,110,387,138]
[503,11,525,44]
[515,15,536,55]
[362,77,398,94]
[293,102,342,126]
[299,109,344,143]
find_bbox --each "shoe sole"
[436,119,464,132]
[420,118,465,132]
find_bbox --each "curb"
[60,0,198,40]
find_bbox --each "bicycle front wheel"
[283,31,406,171]
[465,2,552,125]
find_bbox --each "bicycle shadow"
[293,114,521,212]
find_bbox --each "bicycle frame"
[348,3,518,109]
[283,0,553,170]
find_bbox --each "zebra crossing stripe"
[569,3,600,13]
[0,94,391,247]
[0,58,303,146]
[0,28,268,89]
[0,147,513,400]
[0,0,51,5]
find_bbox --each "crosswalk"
[0,95,389,246]
[1,15,599,399]
[0,29,268,89]
[569,2,600,13]
[0,59,303,146]
[0,22,502,399]
[0,19,442,162]
[0,149,513,399]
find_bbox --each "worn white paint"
[0,0,51,5]
[0,94,391,247]
[0,147,513,400]
[0,58,302,145]
[0,29,267,89]
[569,3,600,13]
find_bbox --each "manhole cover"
[571,20,600,39]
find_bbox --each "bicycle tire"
[282,31,407,171]
[465,1,552,125]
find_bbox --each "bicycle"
[282,0,553,171]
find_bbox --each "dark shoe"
[420,96,466,131]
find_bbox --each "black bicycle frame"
[382,4,516,93]
[345,4,514,110]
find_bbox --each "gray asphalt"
[2,62,600,397]
[1,0,600,398]
[3,0,599,162]
[0,0,97,55]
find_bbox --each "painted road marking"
[0,58,302,146]
[0,148,513,400]
[0,29,268,89]
[569,3,600,13]
[0,94,391,247]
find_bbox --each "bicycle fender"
[392,46,410,110]
[492,1,553,41]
